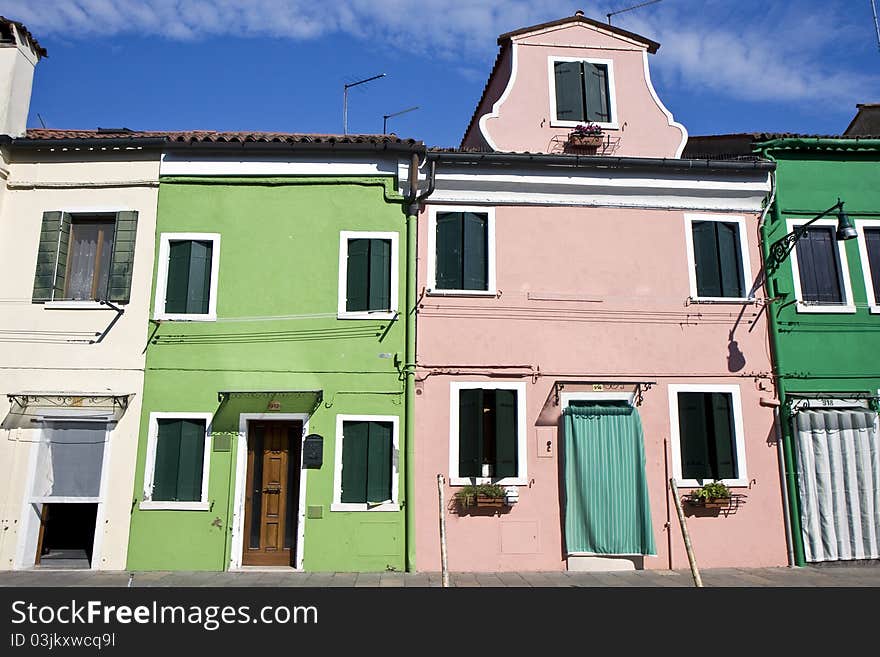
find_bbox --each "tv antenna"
[607,0,663,24]
[383,106,419,134]
[343,73,386,134]
[872,0,880,51]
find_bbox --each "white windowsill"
[795,303,857,314]
[426,288,498,297]
[337,311,397,320]
[688,296,755,305]
[153,312,217,322]
[330,502,400,512]
[450,476,527,487]
[870,306,880,314]
[677,478,749,489]
[44,301,115,310]
[139,500,210,511]
[550,119,619,130]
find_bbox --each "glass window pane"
[32,422,106,499]
[66,219,115,300]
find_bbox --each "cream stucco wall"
[0,150,159,570]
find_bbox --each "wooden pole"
[437,474,450,588]
[669,477,703,587]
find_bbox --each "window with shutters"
[154,233,221,321]
[684,215,752,301]
[32,210,139,305]
[332,415,400,511]
[449,382,527,485]
[141,413,212,510]
[549,57,617,128]
[668,385,748,487]
[337,231,399,319]
[855,221,880,313]
[786,218,855,314]
[428,206,496,295]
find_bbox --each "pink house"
[412,13,789,572]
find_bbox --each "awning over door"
[3,392,132,429]
[212,390,323,433]
[794,408,880,562]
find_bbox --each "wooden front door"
[242,421,302,566]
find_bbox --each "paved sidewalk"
[1,563,879,587]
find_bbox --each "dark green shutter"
[32,211,70,302]
[341,421,368,503]
[436,212,463,290]
[716,222,744,297]
[346,239,370,312]
[366,421,392,503]
[462,213,488,291]
[176,419,205,501]
[106,211,138,303]
[584,62,611,123]
[368,239,391,311]
[153,419,182,501]
[677,392,711,480]
[554,61,585,122]
[866,229,880,304]
[458,389,483,478]
[494,389,518,478]
[165,241,192,314]
[693,221,722,297]
[709,393,736,479]
[186,240,213,314]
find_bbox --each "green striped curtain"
[563,404,656,555]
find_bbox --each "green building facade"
[127,138,422,571]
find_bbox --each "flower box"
[567,133,603,148]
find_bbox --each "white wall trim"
[426,205,497,295]
[478,42,519,151]
[331,414,400,512]
[854,219,880,314]
[642,51,688,158]
[230,413,308,570]
[153,233,221,321]
[667,383,749,488]
[141,412,213,511]
[683,214,754,302]
[448,381,528,486]
[785,218,856,314]
[337,231,400,320]
[547,55,619,130]
[159,153,402,177]
[561,391,635,407]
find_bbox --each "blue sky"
[3,0,879,147]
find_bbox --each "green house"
[685,128,880,566]
[126,133,423,572]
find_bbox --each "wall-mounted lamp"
[768,198,856,269]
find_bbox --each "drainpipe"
[403,152,435,572]
[756,149,806,566]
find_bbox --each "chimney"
[0,17,46,137]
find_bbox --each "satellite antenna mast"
[343,73,386,134]
[872,0,880,51]
[607,0,663,25]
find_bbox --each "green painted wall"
[127,177,408,572]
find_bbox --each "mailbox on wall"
[302,434,323,468]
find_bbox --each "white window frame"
[140,412,213,511]
[331,414,400,512]
[667,384,749,488]
[449,381,528,486]
[683,214,753,302]
[786,218,855,314]
[337,231,399,320]
[153,232,221,321]
[561,391,635,408]
[547,56,619,130]
[855,219,880,314]
[426,205,497,296]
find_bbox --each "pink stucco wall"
[414,204,788,571]
[476,23,686,157]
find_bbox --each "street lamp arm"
[768,198,853,269]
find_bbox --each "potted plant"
[566,122,604,148]
[688,480,732,508]
[455,483,508,508]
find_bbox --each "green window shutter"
[366,421,393,503]
[436,212,463,290]
[341,421,369,503]
[692,221,722,297]
[494,389,519,478]
[716,222,744,297]
[107,211,138,303]
[458,389,483,478]
[152,419,182,501]
[175,419,206,502]
[32,211,70,302]
[165,241,192,314]
[583,62,611,123]
[462,212,488,291]
[186,240,213,314]
[368,239,392,311]
[346,238,370,312]
[677,392,711,480]
[554,61,585,122]
[708,393,736,479]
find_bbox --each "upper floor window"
[338,231,399,320]
[855,221,880,314]
[154,233,221,321]
[788,219,855,314]
[684,215,751,301]
[550,57,616,127]
[428,207,496,295]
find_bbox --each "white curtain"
[794,409,880,562]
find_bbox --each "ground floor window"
[141,413,212,510]
[332,415,399,511]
